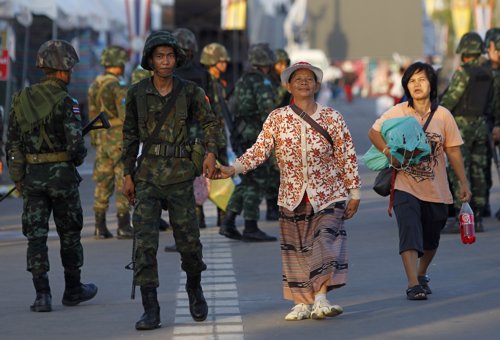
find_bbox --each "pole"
[21,25,30,87]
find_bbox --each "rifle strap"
[135,79,184,172]
[289,103,334,149]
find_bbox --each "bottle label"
[459,213,473,224]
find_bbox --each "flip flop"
[406,285,427,300]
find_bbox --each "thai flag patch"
[72,105,81,115]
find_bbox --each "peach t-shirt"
[372,102,463,204]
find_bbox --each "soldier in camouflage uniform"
[485,29,500,221]
[440,32,493,233]
[272,48,292,108]
[170,28,212,232]
[5,40,97,312]
[200,42,231,225]
[219,43,278,242]
[122,31,219,330]
[88,46,133,239]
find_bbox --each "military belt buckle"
[154,144,161,156]
[33,155,39,163]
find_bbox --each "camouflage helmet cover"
[485,27,500,46]
[248,43,276,66]
[456,32,483,54]
[100,46,129,68]
[200,43,231,66]
[140,30,186,70]
[173,28,198,53]
[274,48,290,64]
[494,33,500,51]
[36,40,79,71]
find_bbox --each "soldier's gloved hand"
[203,153,217,178]
[123,175,136,205]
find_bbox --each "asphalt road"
[1,97,499,340]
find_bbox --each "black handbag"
[373,167,395,197]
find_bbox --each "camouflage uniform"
[131,66,152,85]
[5,40,97,312]
[219,43,278,242]
[88,46,133,239]
[440,32,493,231]
[122,31,218,329]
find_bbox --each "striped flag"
[125,0,152,66]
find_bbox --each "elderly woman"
[368,62,471,300]
[216,62,361,320]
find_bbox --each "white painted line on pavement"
[173,233,244,340]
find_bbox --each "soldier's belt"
[147,143,190,158]
[26,151,71,164]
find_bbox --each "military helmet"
[200,43,231,66]
[131,66,152,85]
[456,32,483,55]
[100,46,128,68]
[248,43,275,66]
[485,28,500,46]
[172,28,198,53]
[274,48,290,64]
[140,30,186,71]
[36,40,79,71]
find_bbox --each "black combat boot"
[30,273,52,312]
[95,211,113,239]
[266,198,280,221]
[186,274,208,321]
[196,205,207,229]
[62,269,98,306]
[219,211,242,240]
[135,286,161,330]
[242,220,277,242]
[117,212,134,239]
[216,208,225,227]
[159,218,170,231]
[474,211,484,233]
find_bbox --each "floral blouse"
[233,104,360,212]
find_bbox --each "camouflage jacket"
[6,77,86,183]
[121,76,219,186]
[230,69,276,152]
[206,74,228,147]
[487,63,500,127]
[440,58,493,121]
[87,72,127,145]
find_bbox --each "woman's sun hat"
[281,61,323,84]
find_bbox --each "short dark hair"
[401,62,438,110]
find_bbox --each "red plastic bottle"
[459,202,475,244]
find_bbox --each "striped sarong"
[280,199,348,304]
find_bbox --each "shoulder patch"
[72,104,81,115]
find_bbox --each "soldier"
[440,32,493,233]
[122,30,218,330]
[199,42,231,225]
[130,64,171,231]
[272,48,292,108]
[170,27,212,232]
[88,46,133,239]
[5,40,97,312]
[484,29,500,220]
[218,43,278,242]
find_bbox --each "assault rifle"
[0,112,110,203]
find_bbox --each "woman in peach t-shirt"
[368,62,471,301]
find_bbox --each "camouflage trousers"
[448,116,488,212]
[22,182,84,275]
[226,165,268,221]
[132,180,206,287]
[93,141,128,214]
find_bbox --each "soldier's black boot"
[117,212,134,239]
[242,220,277,242]
[186,274,208,321]
[196,205,207,229]
[265,198,279,221]
[135,286,161,330]
[219,211,242,240]
[216,208,225,227]
[475,211,484,233]
[62,269,98,306]
[31,273,52,312]
[94,211,113,239]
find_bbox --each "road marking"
[173,233,244,340]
